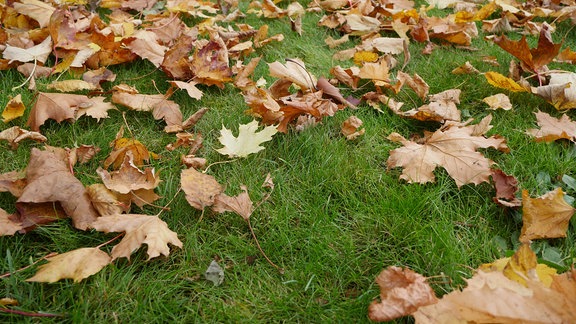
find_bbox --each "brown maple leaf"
[520,188,575,242]
[16,147,99,230]
[91,214,183,260]
[368,266,438,322]
[27,92,89,132]
[527,111,576,142]
[490,169,521,207]
[97,153,161,195]
[26,247,111,283]
[0,126,47,149]
[213,185,254,221]
[86,184,131,217]
[0,208,23,236]
[181,167,223,210]
[189,39,233,88]
[387,115,508,187]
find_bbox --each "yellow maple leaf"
[2,94,25,123]
[216,120,278,158]
[485,71,528,92]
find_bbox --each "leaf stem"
[0,252,57,279]
[247,218,284,274]
[11,58,37,91]
[0,307,64,318]
[95,233,124,249]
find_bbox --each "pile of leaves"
[1,0,576,321]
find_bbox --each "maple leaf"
[482,93,512,110]
[181,167,223,210]
[532,72,576,111]
[527,111,576,142]
[2,36,53,64]
[0,126,47,150]
[124,30,168,68]
[2,94,26,123]
[27,92,92,132]
[91,214,183,260]
[213,185,254,221]
[16,147,99,230]
[390,89,461,123]
[490,22,561,73]
[13,0,56,29]
[97,153,161,195]
[104,128,154,169]
[0,208,23,236]
[268,59,317,91]
[86,184,131,216]
[341,115,365,140]
[520,188,575,242]
[216,120,278,158]
[26,248,111,283]
[0,171,27,197]
[169,80,203,100]
[189,39,233,88]
[387,115,508,187]
[490,169,521,207]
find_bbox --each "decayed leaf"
[491,169,521,207]
[368,266,438,322]
[216,120,278,158]
[483,93,512,110]
[527,111,576,142]
[97,153,161,194]
[0,126,47,149]
[341,116,365,140]
[213,185,254,221]
[17,148,99,230]
[0,208,23,236]
[26,248,111,283]
[520,188,575,242]
[484,72,527,92]
[2,94,26,123]
[91,214,183,260]
[181,167,223,210]
[387,116,508,187]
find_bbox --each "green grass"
[1,1,576,322]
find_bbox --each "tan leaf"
[324,34,349,48]
[86,184,131,216]
[181,167,223,210]
[0,208,23,236]
[75,97,116,122]
[46,80,98,92]
[483,93,512,110]
[341,116,365,140]
[130,189,161,208]
[125,30,168,68]
[520,188,575,242]
[368,266,438,322]
[13,0,55,28]
[392,89,461,123]
[395,72,429,99]
[268,59,317,91]
[531,72,576,111]
[169,80,203,100]
[0,126,47,149]
[17,148,99,230]
[213,185,254,221]
[527,111,576,142]
[26,248,111,283]
[68,144,101,164]
[387,119,508,187]
[358,60,390,87]
[0,171,27,197]
[97,153,161,195]
[189,39,233,88]
[104,134,152,170]
[2,94,26,123]
[2,36,52,64]
[82,68,117,87]
[216,120,278,158]
[451,61,480,74]
[15,202,67,233]
[27,92,91,132]
[91,214,183,260]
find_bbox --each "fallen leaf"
[169,80,203,100]
[527,110,576,142]
[26,248,111,283]
[387,116,508,187]
[91,214,183,260]
[491,169,521,207]
[216,120,278,158]
[2,36,52,64]
[532,72,576,111]
[341,115,365,140]
[86,184,131,216]
[97,153,161,195]
[104,129,153,170]
[2,94,26,123]
[482,93,512,110]
[368,266,438,322]
[15,202,68,233]
[484,71,528,92]
[520,188,575,242]
[17,147,99,230]
[0,126,47,149]
[46,80,98,92]
[268,58,317,91]
[204,260,225,286]
[27,92,92,131]
[75,97,116,122]
[181,167,223,210]
[0,208,23,236]
[13,0,56,28]
[213,185,254,221]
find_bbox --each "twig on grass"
[0,308,64,318]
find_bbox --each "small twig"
[247,218,284,274]
[130,192,171,211]
[203,159,237,174]
[121,112,136,139]
[0,252,57,279]
[156,187,182,218]
[95,233,124,249]
[0,308,64,318]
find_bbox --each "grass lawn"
[1,0,575,322]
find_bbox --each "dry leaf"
[213,185,254,221]
[26,248,111,283]
[216,120,278,158]
[527,111,576,142]
[0,208,23,236]
[27,92,91,132]
[46,80,98,92]
[491,169,521,207]
[368,266,438,322]
[169,80,203,100]
[484,71,528,92]
[532,72,576,111]
[75,97,116,122]
[387,116,508,187]
[86,184,131,216]
[520,188,575,242]
[2,36,52,64]
[181,167,223,210]
[91,214,183,260]
[451,61,480,74]
[0,126,47,149]
[341,116,365,140]
[97,153,161,195]
[269,59,317,91]
[482,93,512,110]
[104,131,153,170]
[2,94,26,123]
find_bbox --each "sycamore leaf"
[27,92,91,132]
[387,116,508,187]
[368,266,438,322]
[17,148,99,230]
[216,120,278,158]
[484,72,528,92]
[0,208,23,236]
[2,36,53,64]
[520,188,575,242]
[483,93,512,110]
[527,111,576,142]
[213,185,254,221]
[181,167,223,210]
[91,214,183,260]
[97,153,161,195]
[2,94,26,123]
[491,169,521,207]
[26,248,111,283]
[0,126,47,149]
